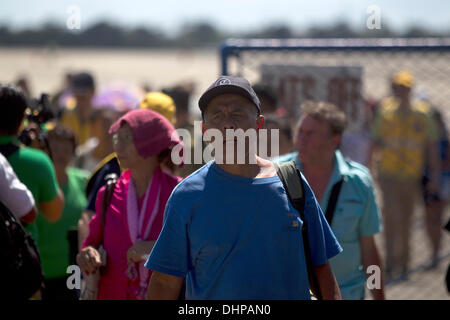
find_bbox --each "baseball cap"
[198,76,261,114]
[393,70,414,88]
[139,92,176,124]
[109,109,183,161]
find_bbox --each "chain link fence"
[221,38,450,299]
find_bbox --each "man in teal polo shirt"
[0,84,64,244]
[275,101,385,300]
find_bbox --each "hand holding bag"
[80,174,117,300]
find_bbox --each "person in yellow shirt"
[60,72,96,148]
[369,71,440,281]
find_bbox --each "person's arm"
[38,188,64,222]
[20,206,38,224]
[127,241,156,263]
[0,153,37,222]
[360,235,385,300]
[147,271,184,300]
[311,262,342,300]
[426,141,441,194]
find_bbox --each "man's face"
[203,93,263,163]
[295,115,338,165]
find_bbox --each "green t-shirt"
[36,167,89,279]
[0,135,60,241]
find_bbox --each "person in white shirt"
[0,152,37,223]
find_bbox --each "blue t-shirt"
[145,161,342,300]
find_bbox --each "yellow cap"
[139,92,176,124]
[393,70,414,88]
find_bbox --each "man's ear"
[257,115,265,129]
[201,122,206,134]
[332,134,341,150]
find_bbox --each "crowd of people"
[0,69,449,300]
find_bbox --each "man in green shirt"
[0,84,64,243]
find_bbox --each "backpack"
[274,161,322,300]
[0,200,44,300]
[0,142,44,299]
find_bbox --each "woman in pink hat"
[77,109,183,300]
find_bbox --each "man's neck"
[216,155,275,179]
[76,104,92,121]
[55,167,68,187]
[302,155,335,181]
[302,155,335,203]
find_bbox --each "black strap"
[99,173,118,247]
[274,161,322,300]
[324,180,344,226]
[0,143,20,158]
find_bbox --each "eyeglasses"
[112,132,133,146]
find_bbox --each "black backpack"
[0,142,44,299]
[0,200,44,300]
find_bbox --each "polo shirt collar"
[296,149,349,210]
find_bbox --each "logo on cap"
[216,78,231,86]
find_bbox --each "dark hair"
[47,123,77,154]
[162,87,190,114]
[253,84,278,108]
[0,84,28,135]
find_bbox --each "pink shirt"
[82,167,181,300]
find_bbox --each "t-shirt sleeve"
[0,153,35,218]
[144,196,189,278]
[35,151,59,203]
[301,174,343,266]
[358,176,382,237]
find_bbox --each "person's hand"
[127,241,155,264]
[77,246,102,274]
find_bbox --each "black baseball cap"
[198,76,261,114]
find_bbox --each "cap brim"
[198,85,259,113]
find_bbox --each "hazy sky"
[1,0,449,34]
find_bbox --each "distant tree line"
[0,20,448,48]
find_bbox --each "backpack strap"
[324,180,344,226]
[274,161,322,300]
[0,143,20,158]
[99,173,118,247]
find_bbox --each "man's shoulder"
[170,162,212,198]
[341,158,375,192]
[272,151,298,164]
[13,145,52,166]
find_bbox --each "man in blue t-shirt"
[145,76,342,300]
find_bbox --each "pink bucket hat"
[109,109,183,161]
